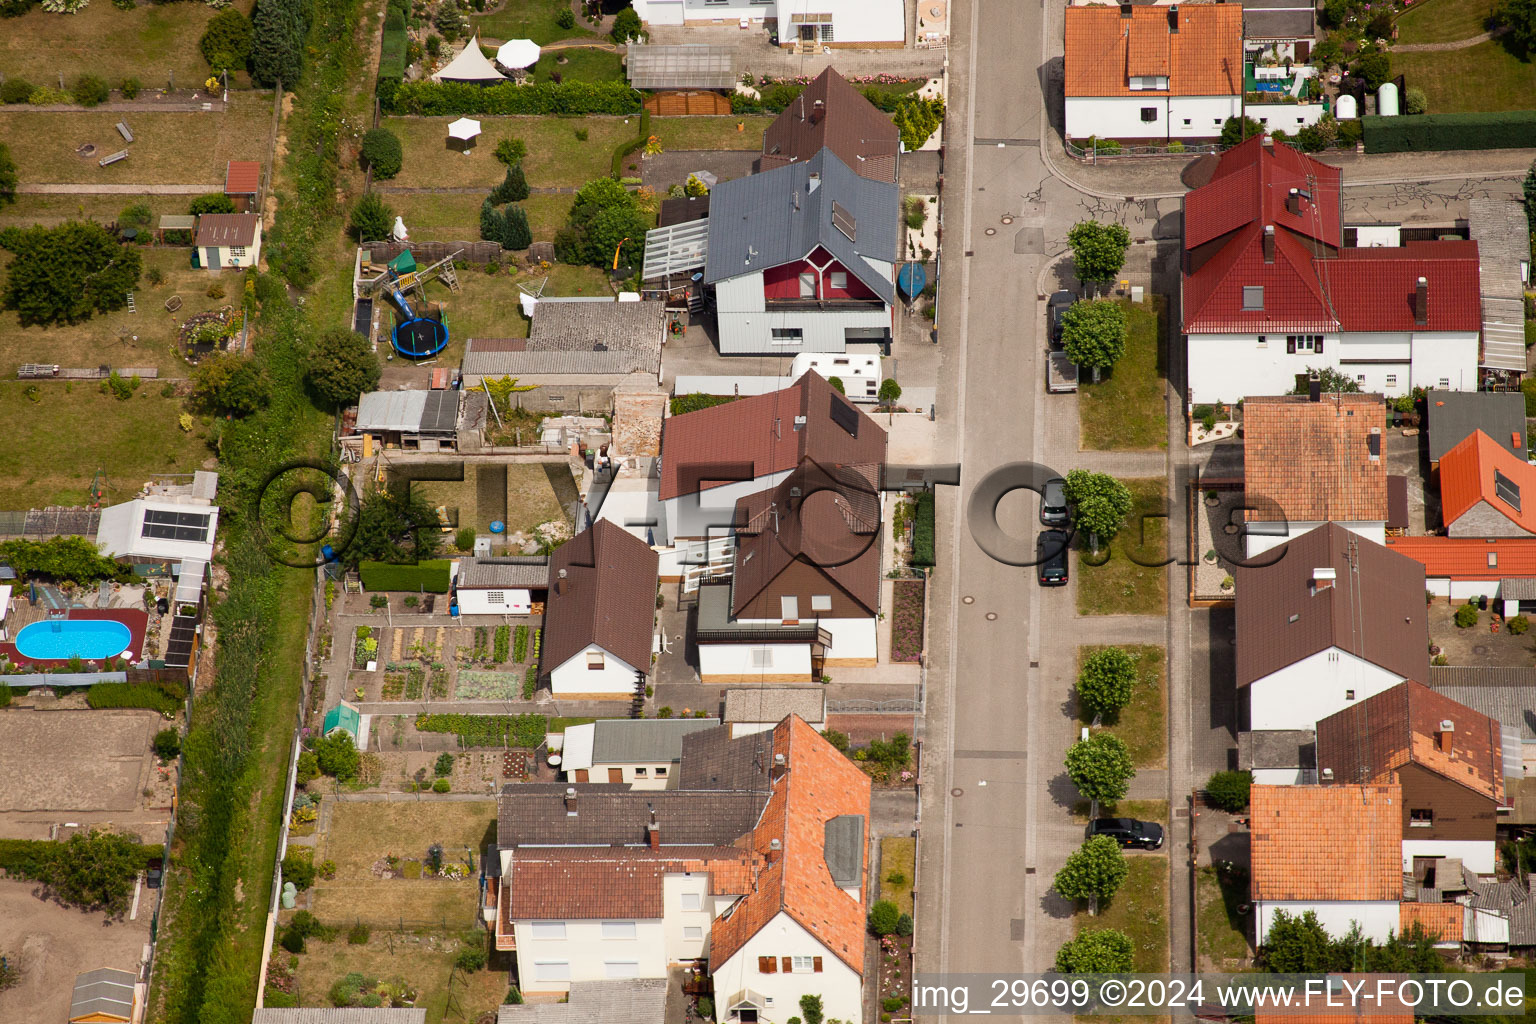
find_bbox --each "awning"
[496,38,540,69]
[448,117,482,141]
[432,35,506,82]
[641,218,709,281]
[157,215,196,230]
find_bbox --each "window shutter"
[1314,336,1323,354]
[813,956,823,973]
[1286,336,1297,354]
[758,956,776,974]
[781,957,793,973]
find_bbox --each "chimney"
[807,171,821,193]
[767,837,783,863]
[1262,224,1275,263]
[1308,373,1321,403]
[1119,1,1132,16]
[565,786,578,816]
[1414,276,1428,326]
[1168,4,1179,31]
[647,807,660,849]
[1287,187,1301,215]
[810,98,824,124]
[771,751,787,780]
[1437,719,1455,753]
[1321,767,1334,781]
[1312,566,1337,592]
[556,567,568,595]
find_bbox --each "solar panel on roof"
[1495,470,1521,511]
[830,394,859,437]
[141,509,211,543]
[831,201,857,242]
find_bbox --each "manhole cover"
[984,227,997,236]
[951,787,964,797]
[1001,215,1014,225]
[985,612,998,621]
[1473,644,1490,656]
[962,595,975,604]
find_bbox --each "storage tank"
[1336,93,1358,119]
[1377,81,1399,116]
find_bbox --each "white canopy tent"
[431,34,506,83]
[448,117,482,141]
[496,38,541,69]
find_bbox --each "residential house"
[1250,783,1403,942]
[1063,4,1245,144]
[1241,393,1388,557]
[1237,729,1315,785]
[723,686,827,737]
[1241,0,1317,62]
[629,0,903,49]
[492,717,870,1023]
[225,160,260,212]
[1235,523,1429,731]
[196,213,262,270]
[1315,681,1507,874]
[1438,430,1536,538]
[1427,664,1536,825]
[1426,390,1525,469]
[541,520,659,699]
[1384,535,1536,607]
[704,148,897,355]
[349,389,463,452]
[757,68,900,184]
[1183,137,1482,403]
[672,353,885,406]
[560,718,722,788]
[496,980,666,1024]
[453,556,548,616]
[95,481,219,617]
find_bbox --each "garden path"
[1392,24,1510,50]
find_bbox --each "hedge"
[0,836,160,880]
[911,491,936,567]
[415,713,547,748]
[385,80,642,116]
[1362,110,1536,153]
[610,108,650,178]
[86,680,187,716]
[359,559,451,593]
[379,26,407,81]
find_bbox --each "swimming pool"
[14,619,133,662]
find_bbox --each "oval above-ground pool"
[14,619,133,662]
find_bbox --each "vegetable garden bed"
[889,580,925,663]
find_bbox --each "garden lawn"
[880,837,916,915]
[1075,478,1168,616]
[381,192,570,243]
[530,47,623,84]
[1078,645,1166,769]
[1196,865,1252,968]
[318,800,496,880]
[408,462,573,536]
[1075,855,1169,973]
[0,0,256,91]
[0,93,271,185]
[283,934,506,1022]
[471,0,598,44]
[381,115,634,189]
[651,115,776,152]
[0,194,179,231]
[1388,41,1536,112]
[1079,298,1166,450]
[1393,0,1493,45]
[0,383,212,508]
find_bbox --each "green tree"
[480,197,503,242]
[340,489,442,567]
[1258,909,1336,972]
[1220,115,1265,148]
[878,378,902,408]
[499,204,532,251]
[555,176,649,267]
[1353,51,1391,91]
[611,5,641,41]
[360,127,403,178]
[1055,929,1134,973]
[312,731,360,781]
[1066,220,1131,293]
[0,221,141,326]
[1506,0,1536,52]
[1064,733,1135,806]
[0,536,125,583]
[490,162,529,203]
[799,994,825,1024]
[1288,365,1361,394]
[1204,769,1252,811]
[1053,835,1129,901]
[200,7,254,72]
[296,751,320,784]
[1077,646,1137,719]
[348,192,394,242]
[892,95,945,149]
[191,352,271,416]
[42,830,145,917]
[189,193,236,216]
[306,327,380,407]
[1062,469,1133,545]
[1061,299,1127,380]
[251,0,307,87]
[0,143,14,207]
[868,899,901,935]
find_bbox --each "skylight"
[1495,469,1521,512]
[1242,286,1264,311]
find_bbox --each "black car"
[1037,529,1069,587]
[1040,477,1070,527]
[146,857,164,889]
[1047,290,1075,349]
[1088,817,1165,850]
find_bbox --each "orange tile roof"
[709,715,872,974]
[225,160,260,195]
[1401,900,1464,943]
[1250,784,1403,902]
[1438,429,1536,535]
[1243,395,1388,523]
[1063,4,1242,98]
[1385,535,1536,579]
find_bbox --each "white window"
[791,956,817,972]
[530,921,566,940]
[799,272,816,298]
[602,921,637,940]
[781,595,799,622]
[829,271,848,290]
[1182,118,1191,126]
[1256,337,1268,349]
[1357,374,1366,383]
[605,961,641,978]
[587,651,605,670]
[750,648,774,669]
[655,765,668,777]
[810,595,832,612]
[1386,374,1397,387]
[681,892,702,911]
[684,925,703,940]
[771,328,803,344]
[634,767,648,777]
[534,961,571,981]
[229,246,246,259]
[1439,378,1451,388]
[487,591,505,605]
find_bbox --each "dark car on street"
[1037,529,1069,587]
[146,857,164,889]
[1087,817,1165,850]
[1040,476,1070,527]
[1047,290,1075,349]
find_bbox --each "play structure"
[361,249,463,359]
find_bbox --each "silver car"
[1040,477,1069,527]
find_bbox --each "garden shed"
[195,213,262,270]
[323,700,362,743]
[68,967,138,1024]
[156,214,196,244]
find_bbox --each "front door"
[204,247,221,270]
[608,767,623,783]
[799,24,816,41]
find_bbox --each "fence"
[1,667,191,689]
[827,696,923,714]
[1064,139,1222,161]
[362,240,503,265]
[0,507,102,538]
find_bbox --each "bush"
[358,559,451,593]
[348,921,371,944]
[610,5,640,41]
[296,751,320,784]
[431,778,450,793]
[73,75,109,107]
[490,162,529,203]
[283,851,317,890]
[189,193,236,216]
[0,79,33,104]
[280,928,306,954]
[895,912,914,936]
[119,77,141,100]
[0,222,141,326]
[1364,110,1536,153]
[498,204,531,251]
[313,731,361,781]
[1205,769,1252,812]
[153,728,182,760]
[27,86,71,105]
[348,191,394,242]
[455,946,487,972]
[1404,85,1427,115]
[2,536,128,583]
[200,7,253,73]
[555,5,574,28]
[494,136,527,166]
[1507,615,1529,635]
[87,681,186,716]
[0,831,159,917]
[330,973,379,1008]
[1455,603,1479,628]
[306,326,381,407]
[360,127,403,179]
[454,527,476,552]
[868,898,901,935]
[385,79,641,116]
[434,752,455,776]
[911,491,935,567]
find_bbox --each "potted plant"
[1220,575,1235,592]
[1205,489,1220,507]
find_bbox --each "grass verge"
[1075,478,1168,616]
[1196,864,1253,968]
[1074,855,1169,973]
[1078,298,1166,451]
[1077,645,1166,769]
[880,836,916,915]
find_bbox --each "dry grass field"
[383,115,635,190]
[282,933,506,1022]
[409,462,574,537]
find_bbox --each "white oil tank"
[1377,81,1399,116]
[1336,93,1358,119]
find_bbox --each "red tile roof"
[504,846,754,921]
[1384,535,1536,579]
[1438,430,1536,535]
[1250,784,1403,902]
[1183,138,1481,334]
[225,160,260,195]
[1063,5,1242,98]
[658,371,886,502]
[1243,394,1387,523]
[1400,900,1464,943]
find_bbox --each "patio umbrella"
[448,117,482,142]
[689,170,719,188]
[496,38,541,69]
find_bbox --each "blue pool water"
[14,619,132,661]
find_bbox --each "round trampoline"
[392,317,449,359]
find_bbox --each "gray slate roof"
[529,299,666,355]
[1501,577,1536,601]
[356,390,459,434]
[723,687,827,725]
[496,783,768,847]
[704,147,898,303]
[1427,665,1536,742]
[462,340,658,379]
[456,556,550,589]
[823,814,864,888]
[677,723,774,792]
[252,1012,428,1024]
[497,980,667,1024]
[1427,390,1526,463]
[1242,6,1314,40]
[592,717,722,764]
[71,967,136,1022]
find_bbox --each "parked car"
[1087,817,1165,850]
[1047,290,1074,349]
[1037,529,1069,587]
[1040,477,1070,527]
[146,857,164,889]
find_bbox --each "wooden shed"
[69,968,138,1024]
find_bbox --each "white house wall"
[1248,647,1404,732]
[662,873,714,963]
[715,306,893,356]
[698,642,813,681]
[1245,521,1384,558]
[550,645,642,695]
[713,911,863,1024]
[1064,95,1243,142]
[1256,900,1399,944]
[1402,839,1496,875]
[1185,332,1479,404]
[595,474,669,548]
[456,588,531,615]
[1248,102,1327,134]
[513,917,668,995]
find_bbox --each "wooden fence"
[363,240,502,265]
[644,91,732,116]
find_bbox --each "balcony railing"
[695,624,833,648]
[764,297,886,312]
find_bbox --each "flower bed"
[353,625,377,669]
[455,670,525,701]
[889,580,925,663]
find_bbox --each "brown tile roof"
[225,160,260,195]
[496,783,769,848]
[195,213,260,247]
[730,461,881,616]
[542,520,659,676]
[1315,681,1505,803]
[1234,523,1429,688]
[1250,784,1403,902]
[1243,394,1388,524]
[504,846,753,920]
[678,725,775,792]
[710,716,871,974]
[1400,900,1464,943]
[1063,4,1242,98]
[758,68,899,184]
[658,371,886,502]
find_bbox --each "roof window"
[1242,286,1264,311]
